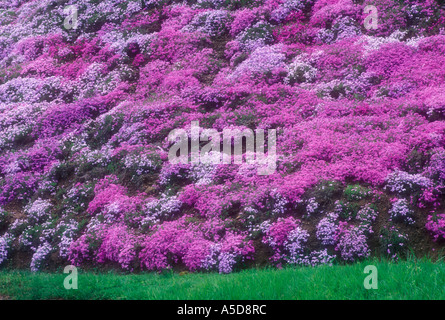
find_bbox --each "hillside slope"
[0,0,444,273]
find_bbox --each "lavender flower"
[0,233,12,265]
[30,242,52,272]
[316,213,338,246]
[389,199,415,225]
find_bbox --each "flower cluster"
[316,212,338,246]
[139,216,254,273]
[57,219,80,258]
[426,214,445,242]
[97,225,140,270]
[262,217,333,266]
[184,10,230,37]
[389,199,415,225]
[305,197,319,216]
[385,171,432,194]
[356,204,378,234]
[24,198,52,222]
[0,233,12,265]
[124,151,158,176]
[141,193,182,226]
[30,242,52,272]
[0,0,444,272]
[334,222,370,262]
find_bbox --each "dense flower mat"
[0,0,444,272]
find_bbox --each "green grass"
[1,259,445,300]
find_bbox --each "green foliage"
[239,22,273,45]
[86,114,124,150]
[336,200,361,221]
[344,184,371,202]
[379,225,409,260]
[310,180,342,207]
[1,259,445,299]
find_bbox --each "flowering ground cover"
[0,0,444,274]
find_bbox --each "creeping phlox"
[0,0,444,272]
